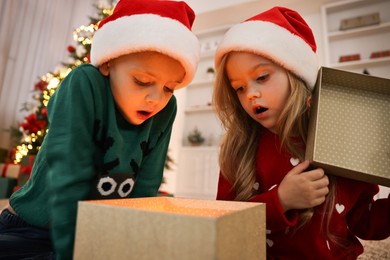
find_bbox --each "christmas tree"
[12,1,114,164]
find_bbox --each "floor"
[359,239,390,259]
[0,199,7,210]
[0,199,388,258]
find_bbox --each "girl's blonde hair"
[213,53,337,238]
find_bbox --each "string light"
[102,9,113,16]
[48,77,60,90]
[73,24,96,44]
[74,60,83,66]
[13,3,114,164]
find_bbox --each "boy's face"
[106,51,185,125]
[226,51,290,133]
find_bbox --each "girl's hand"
[278,160,329,212]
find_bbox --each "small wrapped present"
[1,163,21,179]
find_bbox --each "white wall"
[177,0,257,14]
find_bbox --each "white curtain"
[0,0,97,149]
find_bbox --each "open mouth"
[253,106,268,115]
[137,110,152,119]
[138,110,151,116]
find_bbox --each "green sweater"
[10,64,176,259]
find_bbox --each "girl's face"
[226,52,290,133]
[106,52,185,125]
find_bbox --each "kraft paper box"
[1,163,21,179]
[74,197,265,260]
[306,67,390,187]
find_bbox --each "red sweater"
[217,129,390,259]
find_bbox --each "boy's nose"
[146,87,163,103]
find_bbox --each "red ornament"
[20,113,47,134]
[34,80,48,91]
[41,108,47,117]
[67,45,76,53]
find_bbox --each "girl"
[213,6,390,259]
[0,0,199,259]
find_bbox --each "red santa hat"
[91,0,200,88]
[215,6,319,89]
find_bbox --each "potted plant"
[187,127,205,146]
[206,67,215,79]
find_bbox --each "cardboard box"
[74,197,265,260]
[306,67,390,187]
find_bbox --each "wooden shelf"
[331,56,390,69]
[185,106,214,113]
[328,21,390,40]
[189,78,214,88]
[324,0,386,12]
[200,50,215,59]
[176,21,229,201]
[321,0,390,78]
[195,24,233,38]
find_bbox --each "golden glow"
[42,73,54,83]
[91,197,237,218]
[75,60,83,66]
[59,68,72,79]
[14,144,30,163]
[102,9,113,16]
[73,24,96,43]
[82,38,92,45]
[48,77,60,90]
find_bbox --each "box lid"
[306,67,390,187]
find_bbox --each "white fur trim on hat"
[91,14,200,88]
[215,21,319,88]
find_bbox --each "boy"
[0,0,200,259]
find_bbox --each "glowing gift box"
[74,197,265,260]
[306,67,390,187]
